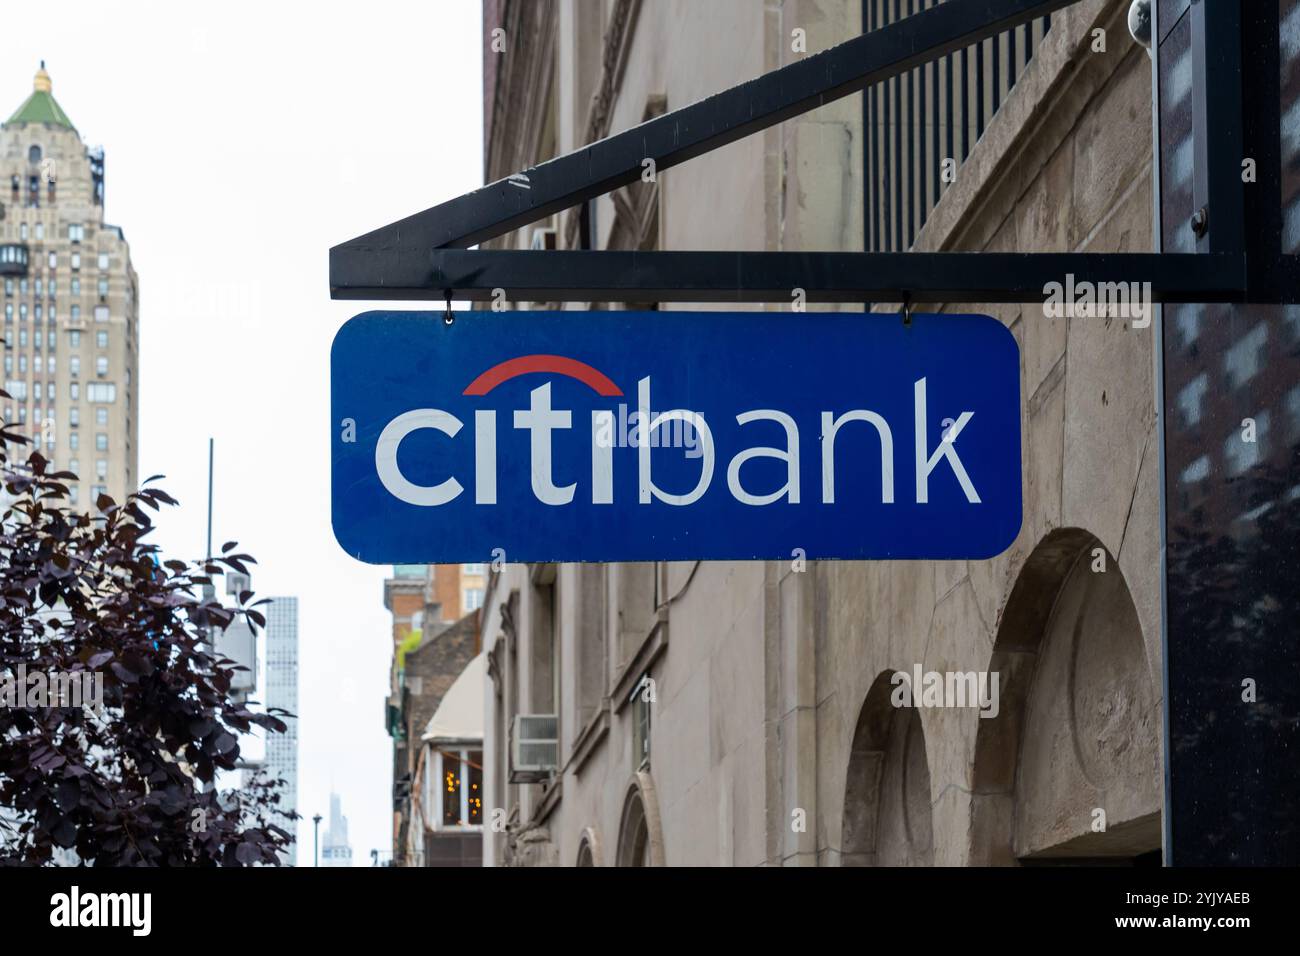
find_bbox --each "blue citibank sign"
[331,311,1022,564]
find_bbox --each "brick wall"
[402,609,482,772]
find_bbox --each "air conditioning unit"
[510,714,558,783]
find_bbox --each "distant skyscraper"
[1,63,139,506]
[265,596,299,865]
[321,792,352,867]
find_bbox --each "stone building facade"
[479,0,1163,866]
[0,64,139,507]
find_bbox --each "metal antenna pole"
[200,437,217,795]
[205,437,214,562]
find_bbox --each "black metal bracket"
[331,249,1251,304]
[327,0,1293,307]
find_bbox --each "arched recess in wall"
[615,771,665,866]
[841,670,935,866]
[970,528,1162,865]
[576,826,603,867]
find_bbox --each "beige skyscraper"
[0,63,138,507]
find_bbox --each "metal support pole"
[1189,0,1244,257]
[329,249,1246,304]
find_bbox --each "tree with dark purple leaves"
[0,398,295,865]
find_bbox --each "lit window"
[94,305,109,322]
[47,252,56,269]
[442,752,462,826]
[433,748,484,829]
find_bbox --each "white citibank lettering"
[374,376,980,507]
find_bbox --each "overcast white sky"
[3,0,484,863]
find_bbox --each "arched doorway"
[576,827,602,867]
[841,671,935,866]
[971,528,1162,864]
[616,771,665,866]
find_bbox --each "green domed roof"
[5,63,75,130]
